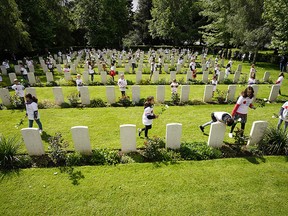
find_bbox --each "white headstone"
[166,123,182,149]
[217,71,225,83]
[263,72,270,82]
[14,65,21,75]
[132,85,140,103]
[203,85,213,102]
[25,87,36,97]
[251,84,259,102]
[120,124,136,153]
[180,85,190,102]
[82,71,89,83]
[101,71,107,84]
[125,64,130,73]
[28,65,35,73]
[176,64,182,73]
[170,71,176,81]
[58,56,62,64]
[202,71,209,83]
[71,126,92,155]
[136,71,142,84]
[152,71,159,82]
[208,122,226,147]
[8,73,17,84]
[64,72,72,81]
[56,64,62,73]
[52,87,64,105]
[247,121,268,146]
[0,88,11,106]
[0,66,7,75]
[70,64,76,74]
[164,64,169,73]
[21,128,45,156]
[156,85,165,103]
[42,64,48,73]
[46,72,54,82]
[268,85,280,102]
[226,85,237,102]
[233,71,241,83]
[79,86,90,105]
[27,73,36,84]
[237,64,242,73]
[106,86,116,104]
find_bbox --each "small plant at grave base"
[171,93,180,105]
[48,133,68,166]
[134,98,145,106]
[0,135,21,170]
[90,149,121,165]
[238,74,248,85]
[254,98,266,108]
[112,96,133,107]
[60,102,71,108]
[126,79,134,85]
[46,81,58,87]
[257,127,288,155]
[233,128,249,145]
[67,92,79,108]
[38,99,58,109]
[15,115,26,129]
[215,89,227,104]
[90,98,106,108]
[9,95,24,109]
[223,78,233,84]
[179,142,222,160]
[142,137,165,162]
[106,79,116,85]
[139,78,151,85]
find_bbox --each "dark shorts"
[145,125,152,129]
[234,113,247,124]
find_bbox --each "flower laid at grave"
[15,115,26,129]
[255,98,267,108]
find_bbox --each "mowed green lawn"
[1,156,288,215]
[0,103,284,152]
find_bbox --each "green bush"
[90,98,106,108]
[46,81,58,87]
[67,92,79,108]
[0,135,21,169]
[90,149,121,165]
[60,102,71,108]
[38,99,58,109]
[48,133,68,166]
[142,137,166,162]
[15,155,33,168]
[179,142,222,160]
[257,127,288,155]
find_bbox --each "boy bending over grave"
[199,112,234,133]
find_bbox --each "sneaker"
[228,133,233,138]
[199,126,204,133]
[138,128,142,137]
[39,129,43,135]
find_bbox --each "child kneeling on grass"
[138,96,158,138]
[199,112,234,133]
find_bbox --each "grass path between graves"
[0,104,283,152]
[0,156,288,215]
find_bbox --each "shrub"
[90,98,106,107]
[223,78,233,84]
[142,137,166,162]
[257,127,288,155]
[60,102,71,108]
[38,99,58,109]
[171,93,180,105]
[9,95,24,109]
[179,142,222,160]
[0,135,21,169]
[48,133,68,166]
[134,98,146,106]
[90,149,121,165]
[46,81,58,87]
[215,89,228,104]
[67,92,79,108]
[15,155,32,168]
[126,79,134,85]
[112,96,133,107]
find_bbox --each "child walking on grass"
[138,96,158,138]
[25,93,43,134]
[277,101,288,132]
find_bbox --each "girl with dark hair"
[25,93,43,134]
[229,86,256,138]
[138,96,158,138]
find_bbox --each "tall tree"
[149,0,205,45]
[74,0,132,48]
[0,0,31,52]
[16,0,74,50]
[264,0,288,51]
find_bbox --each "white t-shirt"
[280,101,288,121]
[214,112,232,123]
[117,78,127,91]
[76,78,83,91]
[142,106,154,125]
[189,62,196,71]
[21,67,28,75]
[235,96,254,114]
[211,79,217,91]
[12,84,25,97]
[276,76,284,86]
[26,102,40,120]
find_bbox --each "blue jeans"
[29,119,43,130]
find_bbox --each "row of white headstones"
[0,83,280,106]
[21,120,267,156]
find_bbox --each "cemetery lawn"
[1,156,288,215]
[0,103,283,152]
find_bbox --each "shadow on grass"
[0,169,21,182]
[152,160,179,168]
[41,131,52,143]
[244,157,266,164]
